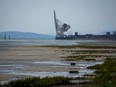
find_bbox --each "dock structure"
[54,10,71,39]
[54,11,116,40]
[4,33,6,40]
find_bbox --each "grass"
[42,45,116,49]
[1,46,116,87]
[77,45,116,49]
[72,50,116,54]
[64,55,98,61]
[0,76,71,87]
[64,56,84,61]
[86,58,116,87]
[84,58,96,61]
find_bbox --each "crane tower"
[54,10,71,39]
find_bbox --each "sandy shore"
[0,46,72,81]
[0,46,64,61]
[0,46,116,83]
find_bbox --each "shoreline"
[0,45,116,84]
[0,39,116,47]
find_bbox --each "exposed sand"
[0,46,64,61]
[0,46,116,82]
[0,46,72,81]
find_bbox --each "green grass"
[77,45,116,49]
[84,58,96,61]
[42,45,116,49]
[86,58,116,87]
[72,50,116,54]
[64,55,98,61]
[0,76,71,87]
[64,56,84,61]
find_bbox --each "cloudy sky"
[0,0,116,35]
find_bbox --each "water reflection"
[0,61,102,78]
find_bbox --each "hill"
[97,30,116,35]
[0,31,54,39]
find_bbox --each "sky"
[0,0,116,35]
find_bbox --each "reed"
[86,58,116,87]
[0,76,71,87]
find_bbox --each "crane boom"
[54,10,57,31]
[54,10,71,39]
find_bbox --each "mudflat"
[0,45,116,83]
[0,46,72,81]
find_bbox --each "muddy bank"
[0,46,116,83]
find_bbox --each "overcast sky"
[0,0,116,35]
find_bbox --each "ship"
[54,10,116,40]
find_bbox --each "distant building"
[113,31,116,35]
[106,32,111,35]
[4,33,6,39]
[75,32,78,36]
[54,11,116,40]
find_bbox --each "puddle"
[0,64,24,71]
[0,60,103,83]
[10,70,94,78]
[0,70,15,74]
[33,61,69,66]
[32,61,103,67]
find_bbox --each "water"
[0,39,77,46]
[0,39,116,46]
[0,61,102,78]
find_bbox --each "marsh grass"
[86,58,116,87]
[0,76,71,87]
[64,55,98,61]
[42,45,116,49]
[72,50,116,54]
[64,56,84,61]
[77,45,116,49]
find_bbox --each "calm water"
[0,60,103,78]
[0,39,116,46]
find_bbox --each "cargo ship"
[54,10,116,40]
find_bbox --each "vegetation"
[72,50,116,54]
[77,45,116,49]
[86,58,116,87]
[1,46,116,87]
[65,55,84,61]
[64,55,98,61]
[0,76,71,87]
[42,45,116,49]
[84,58,96,61]
[0,83,2,87]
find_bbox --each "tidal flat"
[0,45,116,87]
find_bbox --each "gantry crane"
[54,10,71,39]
